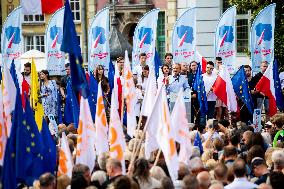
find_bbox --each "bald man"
[197,171,211,189]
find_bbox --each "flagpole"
[153,149,162,167]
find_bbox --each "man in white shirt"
[225,158,258,189]
[203,61,217,119]
[133,52,147,79]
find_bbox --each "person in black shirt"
[251,61,269,121]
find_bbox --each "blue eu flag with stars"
[194,132,203,154]
[60,0,89,98]
[232,66,254,114]
[88,73,98,121]
[154,48,162,80]
[16,97,46,185]
[193,63,208,116]
[41,119,56,174]
[64,81,80,128]
[273,59,284,111]
[2,93,22,188]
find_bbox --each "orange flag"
[58,132,73,178]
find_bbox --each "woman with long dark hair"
[133,158,161,189]
[39,70,58,118]
[95,65,110,96]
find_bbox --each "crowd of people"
[20,52,284,189]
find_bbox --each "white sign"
[253,109,262,132]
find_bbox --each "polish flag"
[212,65,237,112]
[196,51,207,74]
[256,60,284,116]
[21,0,63,15]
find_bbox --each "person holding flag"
[203,61,218,120]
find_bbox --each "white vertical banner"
[172,8,196,64]
[214,6,236,74]
[132,9,159,69]
[1,6,22,70]
[45,7,66,76]
[253,109,262,132]
[250,4,275,74]
[88,7,110,73]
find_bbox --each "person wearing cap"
[251,157,270,185]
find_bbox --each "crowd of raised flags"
[0,0,282,188]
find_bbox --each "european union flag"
[2,93,22,189]
[64,81,79,128]
[154,48,161,80]
[273,59,284,111]
[41,119,56,174]
[16,97,46,185]
[60,0,89,98]
[232,66,254,114]
[194,132,203,154]
[193,63,208,116]
[108,60,115,94]
[88,73,98,121]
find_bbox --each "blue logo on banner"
[138,27,153,47]
[50,26,63,45]
[5,26,21,47]
[255,23,272,42]
[177,25,194,45]
[219,25,234,44]
[92,26,106,45]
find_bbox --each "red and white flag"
[212,65,237,112]
[124,51,137,137]
[196,51,207,74]
[95,82,109,155]
[58,132,73,178]
[171,89,192,165]
[76,98,96,171]
[21,0,63,15]
[255,62,281,116]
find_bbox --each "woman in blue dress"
[39,70,58,118]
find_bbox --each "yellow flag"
[30,58,44,131]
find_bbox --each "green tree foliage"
[229,0,284,70]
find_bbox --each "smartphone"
[213,152,219,161]
[213,119,219,129]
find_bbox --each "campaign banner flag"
[88,7,110,73]
[132,9,159,69]
[172,8,196,64]
[1,7,22,70]
[250,4,275,73]
[45,7,65,76]
[214,6,236,74]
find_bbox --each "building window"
[236,19,249,53]
[23,15,45,23]
[157,12,165,60]
[222,0,250,54]
[70,0,81,21]
[24,35,45,52]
